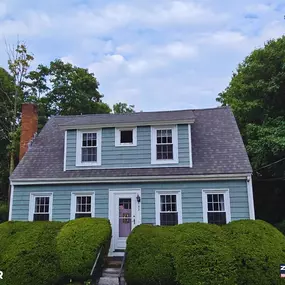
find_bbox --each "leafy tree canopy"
[217,36,285,176]
[113,102,135,114]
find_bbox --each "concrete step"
[98,276,119,285]
[102,267,122,277]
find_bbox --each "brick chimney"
[19,103,38,160]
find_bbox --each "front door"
[109,190,141,254]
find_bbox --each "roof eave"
[59,119,195,130]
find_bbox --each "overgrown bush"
[56,218,111,281]
[224,220,285,285]
[125,224,177,285]
[0,221,64,285]
[0,202,8,223]
[173,223,236,285]
[125,220,285,285]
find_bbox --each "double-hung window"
[76,130,101,166]
[155,191,182,226]
[202,190,231,225]
[151,126,178,164]
[29,193,53,221]
[71,192,95,219]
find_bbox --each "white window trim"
[29,192,53,222]
[115,127,137,147]
[202,189,231,224]
[151,125,179,164]
[188,124,193,168]
[76,129,102,166]
[155,190,182,225]
[70,191,95,220]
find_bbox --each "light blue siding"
[12,180,249,223]
[65,125,190,170]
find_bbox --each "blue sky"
[0,0,284,111]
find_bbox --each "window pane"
[208,212,226,225]
[120,130,133,143]
[171,195,176,203]
[34,213,49,221]
[166,195,171,203]
[76,196,92,213]
[75,213,92,219]
[160,213,178,226]
[208,202,213,211]
[160,195,165,203]
[207,194,212,203]
[34,196,49,213]
[82,147,97,162]
[213,194,218,202]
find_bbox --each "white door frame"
[108,189,141,256]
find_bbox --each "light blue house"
[10,104,254,255]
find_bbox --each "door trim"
[108,188,142,256]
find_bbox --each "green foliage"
[0,202,8,223]
[173,223,236,285]
[56,218,111,280]
[216,36,285,174]
[125,225,177,285]
[126,221,285,285]
[0,221,64,285]
[113,102,135,113]
[224,220,285,285]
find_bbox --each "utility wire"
[255,157,285,171]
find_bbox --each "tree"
[217,36,285,175]
[25,60,111,124]
[113,102,135,114]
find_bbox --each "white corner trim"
[155,190,182,225]
[151,125,179,165]
[202,189,231,223]
[28,192,53,222]
[76,129,102,166]
[247,175,255,219]
[8,184,14,221]
[63,131,67,171]
[70,191,95,220]
[115,127,137,147]
[188,124,193,168]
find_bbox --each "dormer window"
[151,126,178,164]
[76,129,102,166]
[115,127,137,147]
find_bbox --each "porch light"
[136,194,141,203]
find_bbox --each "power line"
[255,157,285,171]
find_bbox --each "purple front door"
[119,198,132,237]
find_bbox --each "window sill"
[151,159,179,165]
[115,143,137,147]
[76,162,101,167]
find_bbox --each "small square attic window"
[115,127,137,146]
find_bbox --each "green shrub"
[125,224,177,285]
[56,218,111,281]
[0,202,8,223]
[0,221,64,285]
[173,223,236,285]
[275,220,285,235]
[224,219,285,285]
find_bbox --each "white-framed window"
[76,129,101,166]
[29,192,53,221]
[151,126,178,164]
[155,190,182,226]
[202,189,231,225]
[115,127,137,147]
[70,192,95,219]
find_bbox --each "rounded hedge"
[125,224,177,285]
[173,223,236,285]
[0,221,64,285]
[56,217,111,281]
[224,219,285,285]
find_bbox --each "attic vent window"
[115,127,137,146]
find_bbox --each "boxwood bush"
[0,221,64,285]
[125,224,177,285]
[56,217,111,281]
[173,223,236,285]
[224,220,285,285]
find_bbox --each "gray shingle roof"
[10,107,252,181]
[59,109,195,127]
